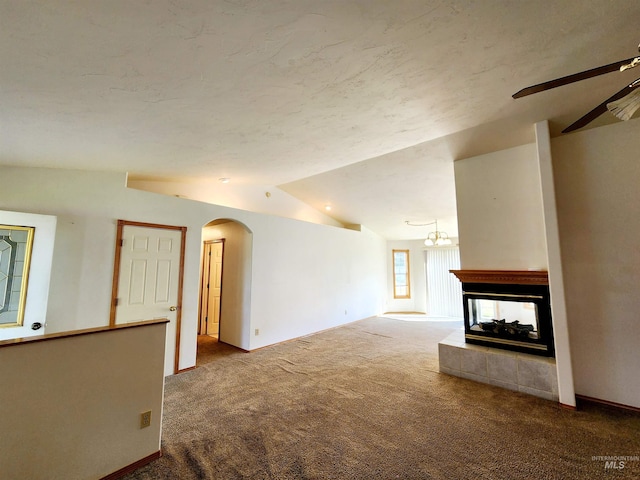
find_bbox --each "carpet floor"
[122,316,640,479]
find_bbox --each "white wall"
[0,321,166,480]
[0,166,387,369]
[454,143,548,270]
[551,119,640,408]
[453,139,576,406]
[249,218,386,349]
[385,240,427,313]
[453,122,640,409]
[129,178,342,228]
[0,210,56,340]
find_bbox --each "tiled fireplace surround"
[439,330,559,401]
[438,270,559,402]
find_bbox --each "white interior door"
[207,241,223,335]
[199,241,223,337]
[114,223,184,375]
[199,243,212,334]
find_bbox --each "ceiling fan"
[513,44,640,133]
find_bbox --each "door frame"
[198,239,225,337]
[109,219,187,374]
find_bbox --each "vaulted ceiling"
[2,1,639,238]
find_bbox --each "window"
[392,249,410,299]
[0,225,35,327]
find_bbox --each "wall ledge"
[0,319,169,349]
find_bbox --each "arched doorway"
[197,219,253,361]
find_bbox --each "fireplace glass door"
[461,283,554,356]
[468,297,539,340]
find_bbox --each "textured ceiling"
[2,1,640,239]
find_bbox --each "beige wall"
[0,321,166,479]
[552,119,640,408]
[454,143,548,270]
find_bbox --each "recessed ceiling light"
[219,177,230,184]
[325,205,332,211]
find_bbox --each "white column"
[534,120,576,407]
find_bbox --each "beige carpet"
[122,316,640,479]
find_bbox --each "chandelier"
[405,220,452,246]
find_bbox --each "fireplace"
[450,270,555,357]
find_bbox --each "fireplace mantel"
[450,269,548,285]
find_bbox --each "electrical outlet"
[254,328,259,336]
[140,410,152,429]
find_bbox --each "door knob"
[169,306,177,311]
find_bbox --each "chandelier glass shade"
[424,230,452,246]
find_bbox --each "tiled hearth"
[438,330,559,402]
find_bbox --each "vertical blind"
[424,247,463,318]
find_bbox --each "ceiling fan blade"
[562,82,639,133]
[512,57,637,99]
